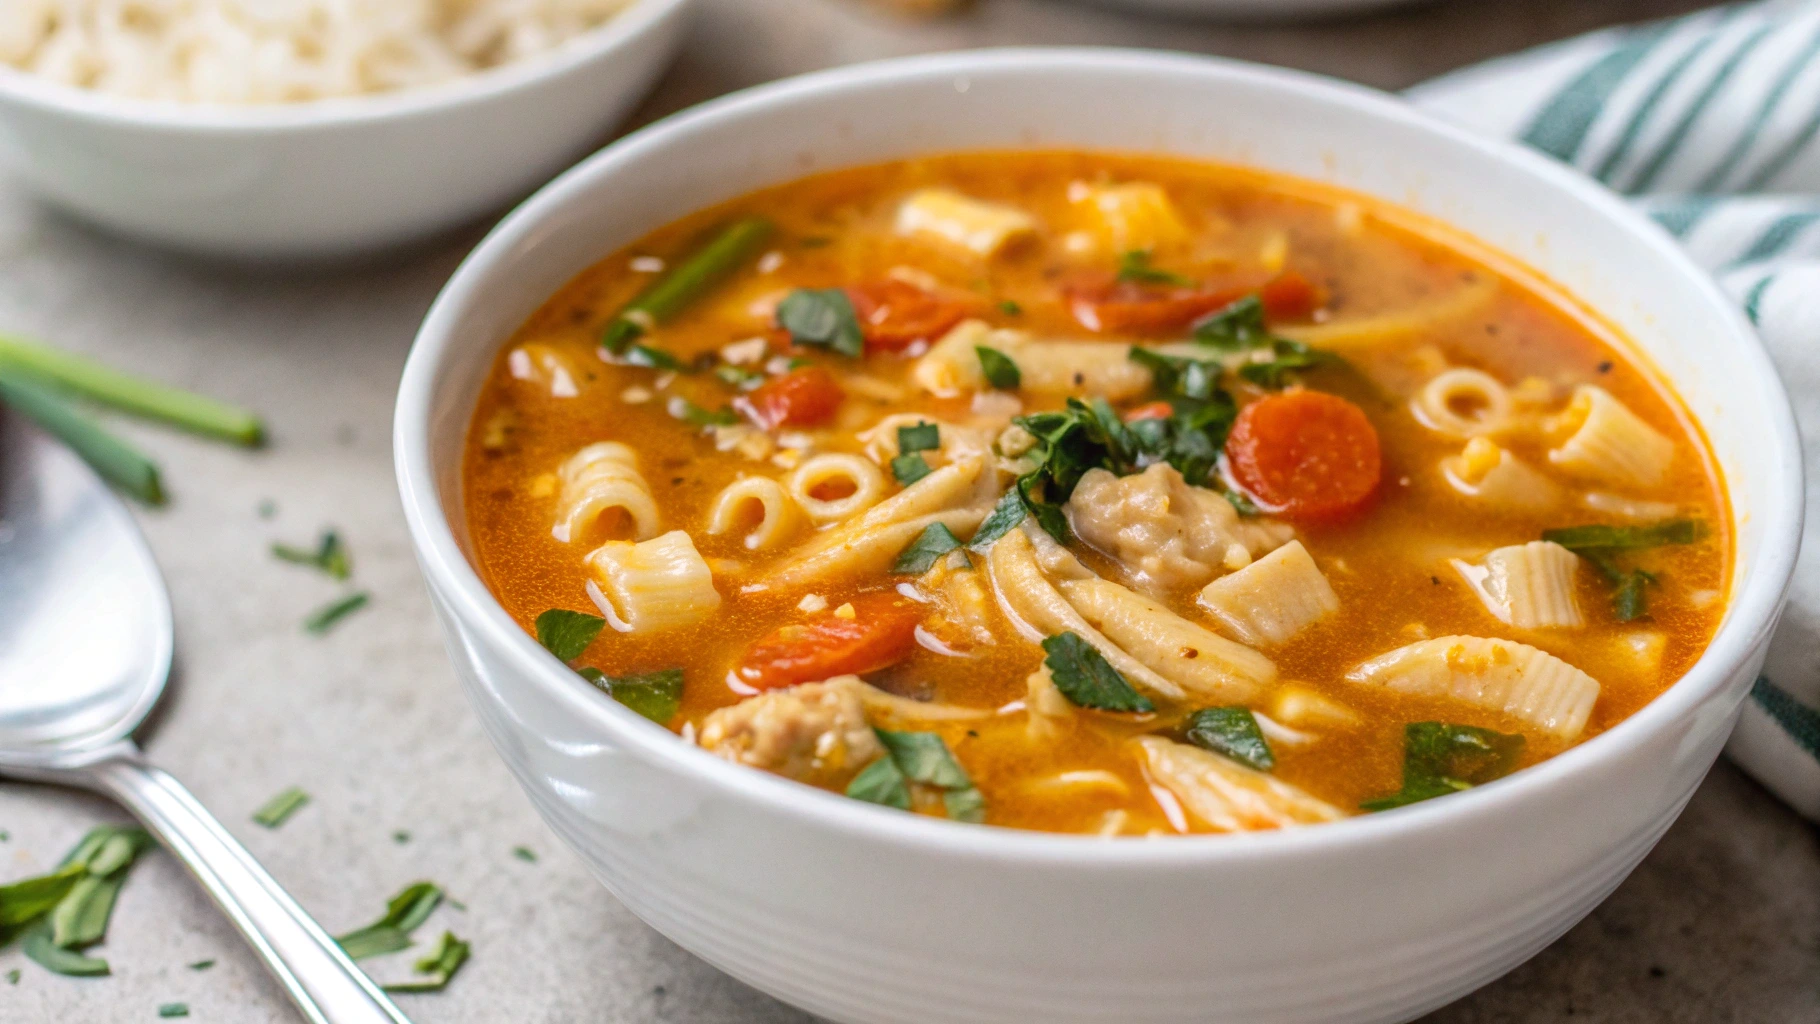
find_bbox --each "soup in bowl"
[396,50,1799,1024]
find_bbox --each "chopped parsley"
[535,608,606,662]
[578,667,684,725]
[187,960,215,971]
[776,288,864,358]
[998,299,1023,316]
[897,421,940,453]
[1115,250,1193,287]
[1193,295,1274,350]
[1362,722,1524,811]
[625,343,686,371]
[891,452,932,486]
[1041,632,1154,713]
[1237,339,1343,389]
[967,489,1027,553]
[251,786,310,829]
[158,1004,190,1018]
[512,846,537,863]
[893,522,963,574]
[1183,707,1274,771]
[847,729,986,822]
[975,345,1022,390]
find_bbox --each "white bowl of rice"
[0,0,695,258]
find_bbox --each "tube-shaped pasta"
[1058,577,1275,704]
[1546,385,1675,489]
[1344,635,1600,740]
[788,453,886,525]
[1069,181,1188,253]
[1196,541,1339,646]
[1441,438,1563,513]
[1278,274,1499,351]
[1136,737,1345,832]
[895,188,1038,257]
[986,527,1185,701]
[1411,368,1513,439]
[1451,541,1584,629]
[585,530,721,633]
[769,457,995,588]
[913,320,1152,399]
[705,476,805,551]
[553,441,661,544]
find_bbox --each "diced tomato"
[1226,390,1381,523]
[738,366,844,429]
[847,279,973,352]
[1067,270,1323,335]
[736,592,924,690]
[1124,401,1176,422]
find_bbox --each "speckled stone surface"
[1,1,1815,1021]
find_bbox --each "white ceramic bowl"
[395,49,1802,1024]
[0,0,693,259]
[1067,0,1430,19]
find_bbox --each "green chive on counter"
[601,217,774,353]
[0,374,165,505]
[0,334,264,445]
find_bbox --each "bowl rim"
[0,0,692,132]
[395,46,1804,865]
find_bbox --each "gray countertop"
[2,0,1815,1021]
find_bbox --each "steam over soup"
[462,152,1728,836]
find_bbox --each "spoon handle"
[83,754,413,1024]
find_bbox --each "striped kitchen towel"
[1408,0,1820,822]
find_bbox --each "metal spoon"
[0,408,411,1024]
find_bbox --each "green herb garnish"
[714,364,765,390]
[625,343,686,371]
[158,1003,190,1018]
[777,288,864,358]
[891,452,932,486]
[848,729,985,822]
[382,930,471,994]
[252,787,310,829]
[534,609,606,662]
[1542,519,1704,621]
[304,592,369,635]
[1193,295,1273,350]
[894,522,962,574]
[667,397,740,428]
[1224,490,1261,517]
[897,422,940,453]
[1041,632,1154,713]
[1116,250,1193,287]
[845,755,911,810]
[998,300,1023,316]
[2,826,153,978]
[975,346,1021,390]
[511,846,537,863]
[603,217,773,353]
[272,530,351,580]
[968,489,1027,553]
[0,374,164,505]
[578,667,684,725]
[187,960,214,971]
[0,332,263,445]
[335,882,443,961]
[4,969,17,984]
[1238,339,1343,389]
[1362,722,1524,811]
[1183,707,1274,771]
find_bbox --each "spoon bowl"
[0,407,412,1024]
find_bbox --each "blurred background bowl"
[0,0,695,260]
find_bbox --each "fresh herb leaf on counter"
[1042,632,1154,713]
[3,825,154,978]
[975,346,1021,390]
[1115,250,1193,288]
[252,787,311,829]
[894,523,962,574]
[382,930,472,994]
[335,882,443,961]
[272,530,351,580]
[187,960,214,971]
[512,846,537,863]
[304,592,369,635]
[534,609,606,662]
[602,217,774,354]
[1362,722,1524,811]
[1183,707,1275,771]
[777,288,864,358]
[578,668,683,725]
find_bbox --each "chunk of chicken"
[1136,736,1345,833]
[1066,464,1294,594]
[698,677,882,785]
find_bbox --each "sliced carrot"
[1258,271,1321,322]
[736,592,924,690]
[847,279,973,352]
[1124,400,1176,422]
[1226,390,1381,522]
[738,366,844,430]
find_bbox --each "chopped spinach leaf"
[942,784,987,824]
[1041,632,1154,713]
[894,522,963,574]
[335,882,443,961]
[579,667,684,725]
[271,529,351,580]
[1193,295,1272,350]
[975,345,1022,390]
[845,755,911,810]
[897,421,940,453]
[998,299,1023,316]
[968,489,1027,553]
[534,609,606,662]
[304,592,369,635]
[382,930,471,994]
[1362,722,1524,811]
[1541,520,1704,551]
[777,288,864,358]
[891,452,932,486]
[1238,339,1342,389]
[1116,250,1192,287]
[876,730,973,789]
[1183,707,1274,771]
[863,729,986,823]
[252,786,310,829]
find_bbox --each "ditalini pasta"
[462,151,1728,836]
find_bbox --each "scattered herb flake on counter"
[392,831,411,845]
[5,969,17,984]
[158,1004,190,1018]
[272,530,350,580]
[2,825,154,978]
[187,960,214,971]
[534,609,606,662]
[382,930,471,994]
[335,882,444,961]
[512,846,537,863]
[1042,632,1154,713]
[304,592,369,635]
[252,787,310,829]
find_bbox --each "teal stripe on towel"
[1522,23,1675,160]
[1593,17,1737,184]
[1751,676,1820,759]
[1738,210,1820,263]
[1629,23,1780,191]
[1742,271,1776,324]
[1649,195,1720,235]
[1698,23,1820,191]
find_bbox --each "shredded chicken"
[697,677,882,785]
[1066,464,1294,593]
